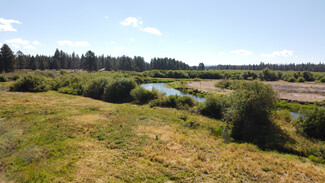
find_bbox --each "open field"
[187,80,325,103]
[1,88,325,182]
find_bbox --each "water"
[140,83,206,103]
[290,111,299,119]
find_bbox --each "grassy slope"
[0,89,325,182]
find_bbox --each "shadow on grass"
[232,118,298,155]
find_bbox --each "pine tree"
[0,44,15,73]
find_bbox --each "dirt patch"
[187,80,325,103]
[186,80,231,95]
[263,82,325,103]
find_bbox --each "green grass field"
[1,86,325,182]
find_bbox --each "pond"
[140,83,206,103]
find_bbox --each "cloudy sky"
[1,0,325,66]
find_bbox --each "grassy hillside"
[1,88,325,182]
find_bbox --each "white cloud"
[261,49,293,57]
[0,42,2,46]
[114,46,126,51]
[24,44,36,50]
[188,40,192,44]
[0,18,22,32]
[110,41,116,44]
[11,44,20,49]
[75,41,90,47]
[130,38,135,42]
[230,49,253,56]
[140,27,162,35]
[219,52,227,55]
[32,40,41,46]
[120,17,142,27]
[105,16,109,19]
[57,40,74,46]
[57,40,90,47]
[6,38,29,45]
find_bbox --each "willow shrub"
[150,95,195,110]
[130,87,161,104]
[83,77,111,100]
[296,106,325,140]
[103,78,137,103]
[228,81,279,142]
[10,74,51,92]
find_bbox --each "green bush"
[83,77,111,100]
[199,95,228,119]
[10,74,51,92]
[258,68,278,81]
[150,95,195,110]
[319,77,325,83]
[287,77,296,82]
[297,77,305,82]
[52,75,84,95]
[0,75,7,82]
[296,106,325,140]
[302,71,315,81]
[12,75,20,81]
[103,78,137,103]
[130,87,161,104]
[228,81,278,142]
[215,80,243,90]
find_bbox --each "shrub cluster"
[0,74,7,82]
[130,87,161,104]
[103,78,136,103]
[228,81,278,142]
[150,95,195,110]
[297,106,325,140]
[52,75,84,95]
[83,77,111,100]
[199,95,228,119]
[10,74,51,92]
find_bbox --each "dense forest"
[1,44,325,73]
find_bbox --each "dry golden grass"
[1,90,325,182]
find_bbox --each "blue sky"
[1,0,325,66]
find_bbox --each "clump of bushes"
[10,74,51,92]
[83,77,111,100]
[130,87,162,104]
[287,77,296,82]
[0,74,7,82]
[150,95,195,110]
[199,95,228,119]
[319,77,325,83]
[52,75,84,95]
[297,77,305,82]
[228,81,279,142]
[215,80,243,90]
[296,106,325,140]
[12,75,20,81]
[103,78,137,103]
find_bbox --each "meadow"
[1,70,325,182]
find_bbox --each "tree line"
[206,62,325,72]
[2,43,325,73]
[0,44,192,73]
